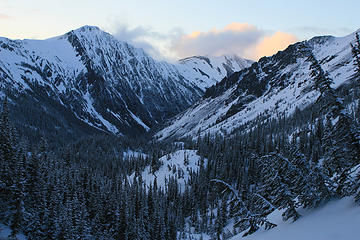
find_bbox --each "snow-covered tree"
[211,179,276,237]
[259,150,302,222]
[350,33,360,85]
[308,53,360,196]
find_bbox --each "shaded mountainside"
[0,25,251,140]
[156,30,359,141]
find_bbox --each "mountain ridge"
[0,25,251,139]
[156,29,359,141]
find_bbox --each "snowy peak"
[73,25,101,32]
[0,25,251,138]
[65,25,111,42]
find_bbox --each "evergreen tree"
[308,53,360,195]
[0,98,17,225]
[350,33,360,85]
[9,147,26,239]
[214,199,227,240]
[259,150,301,222]
[354,170,360,204]
[211,179,276,237]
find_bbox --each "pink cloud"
[171,22,298,60]
[256,31,298,59]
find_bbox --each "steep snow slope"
[231,198,360,240]
[129,149,206,191]
[0,26,250,138]
[156,30,359,140]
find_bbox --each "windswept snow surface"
[130,150,206,191]
[231,198,360,240]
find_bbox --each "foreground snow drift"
[0,223,27,240]
[231,198,360,240]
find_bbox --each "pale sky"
[0,0,359,60]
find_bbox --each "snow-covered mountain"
[156,30,359,140]
[0,26,251,138]
[178,55,253,91]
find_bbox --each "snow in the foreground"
[130,150,206,191]
[0,223,27,240]
[231,198,360,240]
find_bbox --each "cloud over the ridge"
[111,22,298,61]
[113,25,165,60]
[171,23,263,59]
[170,23,298,60]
